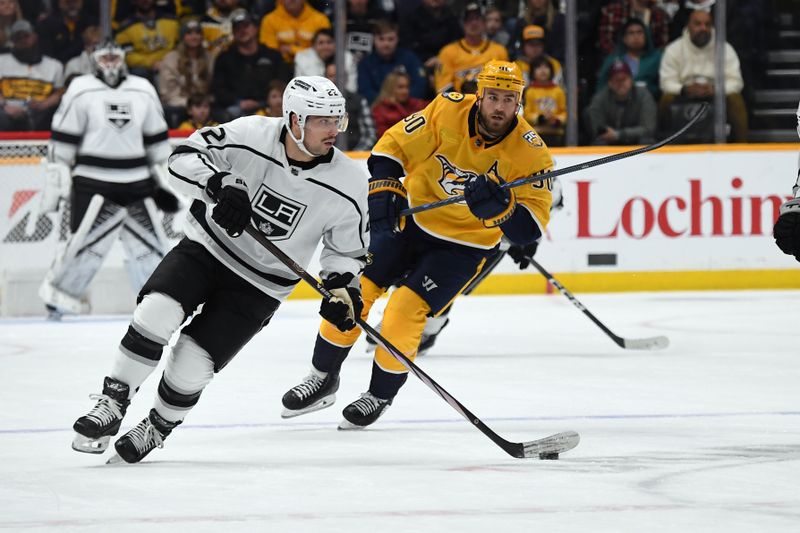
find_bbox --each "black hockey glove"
[507,242,539,270]
[319,272,363,332]
[207,173,252,238]
[774,198,800,262]
[152,187,180,213]
[368,178,408,236]
[464,174,516,225]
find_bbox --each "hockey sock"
[311,333,351,374]
[152,334,214,423]
[368,361,408,400]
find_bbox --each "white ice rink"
[1,290,798,532]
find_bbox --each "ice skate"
[281,367,340,418]
[108,409,180,464]
[338,392,392,430]
[72,377,130,454]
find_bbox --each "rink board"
[1,143,799,314]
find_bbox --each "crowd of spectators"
[0,0,769,146]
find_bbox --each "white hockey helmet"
[283,76,348,156]
[91,41,128,87]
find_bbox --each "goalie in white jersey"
[39,41,178,319]
[773,99,800,263]
[70,76,370,464]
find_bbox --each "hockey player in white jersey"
[773,100,800,263]
[39,41,178,319]
[70,76,369,464]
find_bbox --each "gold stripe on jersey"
[1,78,55,100]
[371,92,554,249]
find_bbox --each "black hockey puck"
[539,452,559,460]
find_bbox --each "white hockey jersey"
[168,116,370,300]
[50,74,170,183]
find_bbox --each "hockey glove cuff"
[507,242,539,270]
[153,187,180,213]
[464,174,516,227]
[208,173,252,238]
[319,272,363,332]
[774,198,800,262]
[368,178,408,235]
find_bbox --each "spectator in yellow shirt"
[115,0,179,78]
[434,3,508,93]
[258,0,330,64]
[523,56,566,146]
[514,25,562,86]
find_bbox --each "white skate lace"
[291,374,324,400]
[351,393,382,416]
[85,393,124,426]
[128,419,165,454]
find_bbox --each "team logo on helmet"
[436,155,502,197]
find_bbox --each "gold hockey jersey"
[434,39,509,93]
[371,92,554,249]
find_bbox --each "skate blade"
[105,453,129,465]
[280,394,336,419]
[337,419,367,431]
[71,433,110,454]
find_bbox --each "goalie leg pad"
[153,334,215,422]
[39,194,126,307]
[119,198,168,292]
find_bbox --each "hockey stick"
[529,257,669,350]
[244,224,579,459]
[399,102,709,218]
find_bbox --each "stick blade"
[521,430,580,459]
[622,335,670,351]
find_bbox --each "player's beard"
[305,135,337,156]
[477,105,514,139]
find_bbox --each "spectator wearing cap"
[159,19,214,127]
[0,20,63,130]
[63,25,102,83]
[509,0,566,62]
[200,0,240,56]
[294,28,358,93]
[523,56,566,146]
[178,93,219,130]
[434,3,508,93]
[357,18,426,105]
[259,0,331,64]
[658,9,747,142]
[35,0,97,65]
[515,25,562,86]
[587,60,656,145]
[115,0,180,78]
[596,18,662,99]
[213,9,290,119]
[324,62,375,151]
[598,0,670,57]
[399,0,462,72]
[371,70,428,138]
[0,0,22,52]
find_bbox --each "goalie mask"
[91,42,128,88]
[283,76,348,157]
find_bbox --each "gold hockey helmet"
[475,60,525,101]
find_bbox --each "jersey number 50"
[402,113,426,134]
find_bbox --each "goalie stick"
[399,102,709,218]
[244,225,579,459]
[529,257,669,351]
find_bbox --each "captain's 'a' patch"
[252,185,307,240]
[105,102,132,129]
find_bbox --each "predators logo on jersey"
[371,93,554,249]
[436,155,502,197]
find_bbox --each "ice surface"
[1,290,798,532]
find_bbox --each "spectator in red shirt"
[598,0,670,57]
[371,70,428,137]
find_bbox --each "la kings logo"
[436,155,503,197]
[253,185,306,240]
[105,102,132,129]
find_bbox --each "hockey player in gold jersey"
[282,60,555,429]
